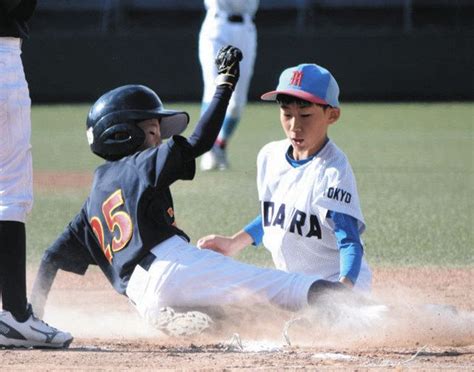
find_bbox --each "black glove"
[214,45,243,91]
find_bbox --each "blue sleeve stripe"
[328,211,363,283]
[243,215,263,246]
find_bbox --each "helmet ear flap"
[90,122,146,161]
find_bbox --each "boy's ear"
[328,107,341,124]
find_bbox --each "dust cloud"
[32,268,473,349]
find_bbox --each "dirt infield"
[2,267,473,370]
[34,171,93,190]
[2,172,470,369]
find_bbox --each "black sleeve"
[30,212,95,318]
[30,257,58,318]
[187,85,233,157]
[136,135,196,189]
[42,213,95,275]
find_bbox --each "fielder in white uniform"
[199,0,258,171]
[198,63,372,292]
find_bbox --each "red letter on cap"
[290,71,303,87]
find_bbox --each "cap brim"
[261,89,329,105]
[159,112,190,139]
[108,109,190,139]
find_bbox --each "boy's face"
[137,118,162,149]
[279,101,340,160]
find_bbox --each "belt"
[138,251,156,271]
[215,13,254,23]
[136,235,187,272]
[227,14,244,23]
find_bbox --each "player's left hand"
[339,276,355,288]
[214,45,243,91]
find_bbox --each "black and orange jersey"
[42,86,232,294]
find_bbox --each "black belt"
[215,13,250,23]
[138,251,156,271]
[227,14,244,23]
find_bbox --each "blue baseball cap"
[261,63,340,108]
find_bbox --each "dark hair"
[276,94,330,110]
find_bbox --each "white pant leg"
[198,13,257,118]
[0,38,33,223]
[126,236,320,323]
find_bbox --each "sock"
[0,221,29,322]
[215,138,227,150]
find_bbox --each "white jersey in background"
[199,0,258,119]
[204,0,259,18]
[256,139,372,291]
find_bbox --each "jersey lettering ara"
[90,189,133,263]
[262,201,322,239]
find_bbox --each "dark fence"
[22,2,474,102]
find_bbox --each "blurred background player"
[199,0,259,171]
[198,63,372,292]
[0,0,72,348]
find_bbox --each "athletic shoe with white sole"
[200,146,228,171]
[147,306,214,337]
[0,305,73,349]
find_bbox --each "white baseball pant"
[0,37,33,223]
[126,236,321,324]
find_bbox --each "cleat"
[147,307,213,337]
[0,305,73,349]
[200,146,228,171]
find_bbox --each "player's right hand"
[214,45,243,91]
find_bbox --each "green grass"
[28,102,473,267]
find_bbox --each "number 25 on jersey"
[90,189,133,263]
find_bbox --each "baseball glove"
[214,45,243,91]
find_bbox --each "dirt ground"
[1,172,472,370]
[1,267,472,371]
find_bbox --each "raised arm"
[187,46,243,157]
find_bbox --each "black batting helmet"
[86,84,189,161]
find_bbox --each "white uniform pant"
[0,37,33,223]
[126,236,320,324]
[199,11,257,118]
